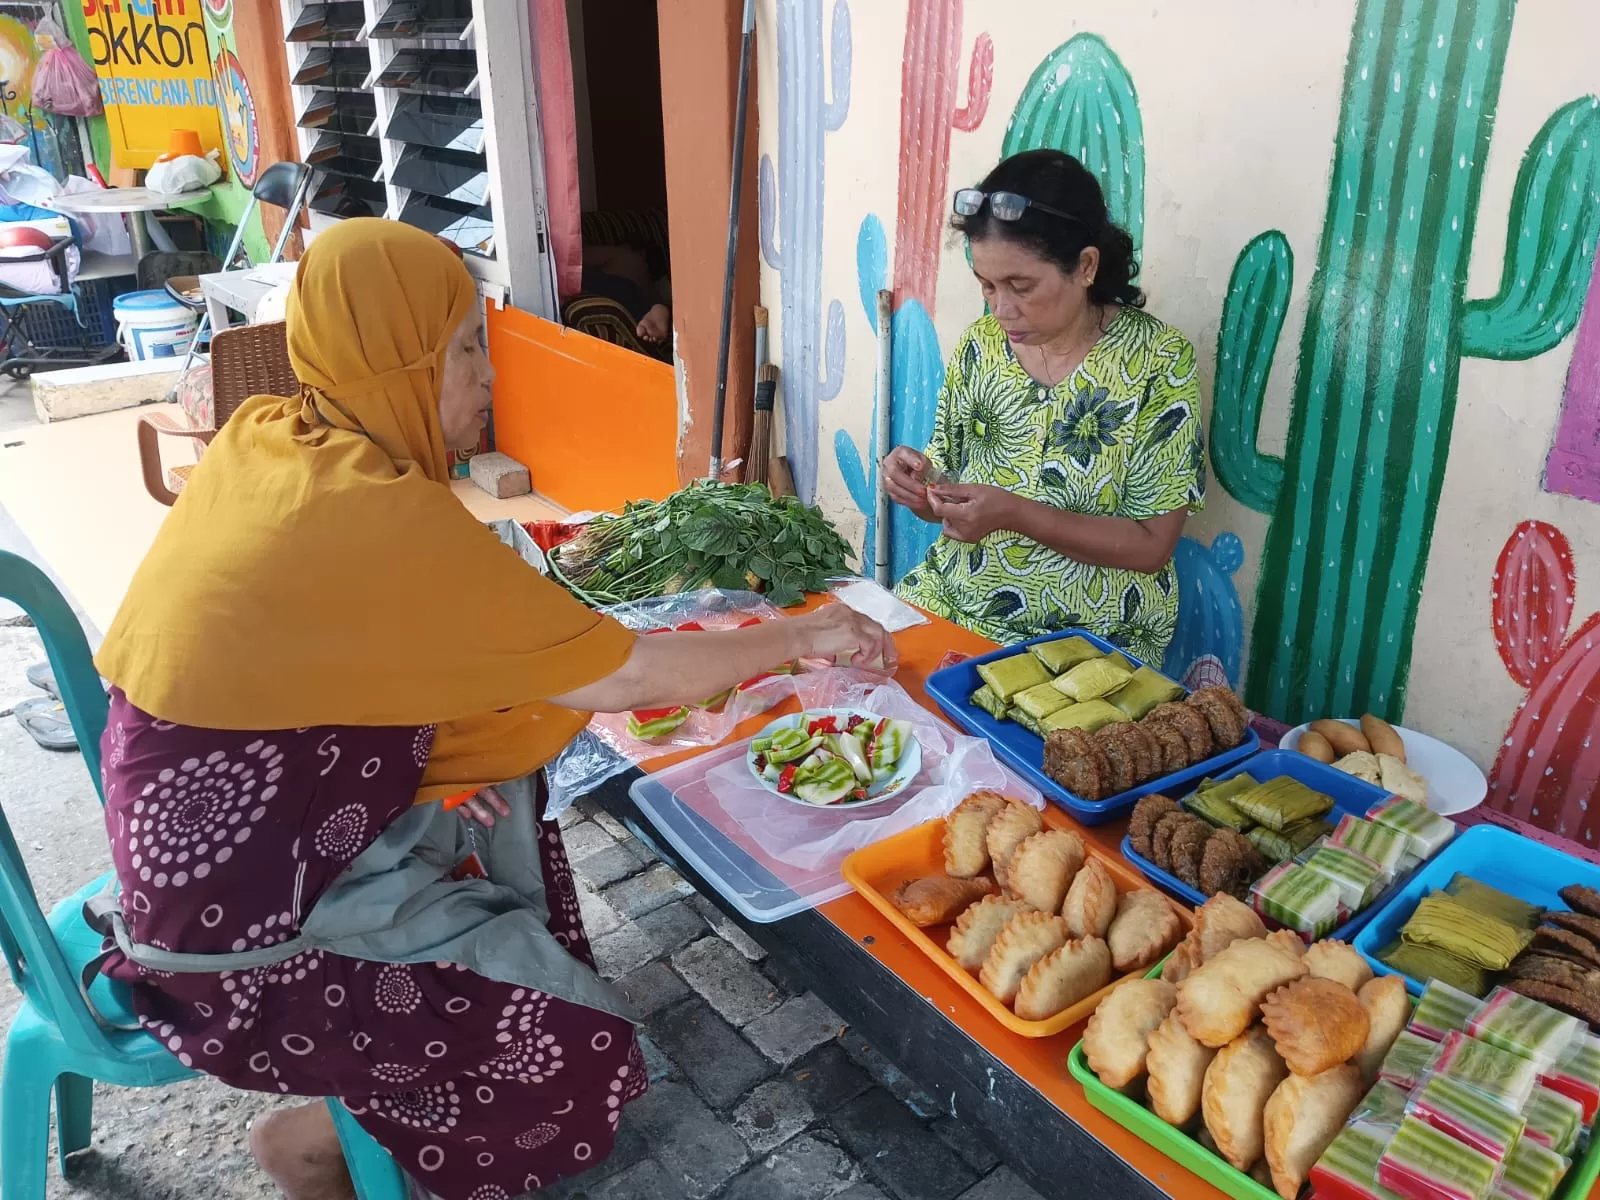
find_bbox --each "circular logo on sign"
[204,0,234,31]
[214,48,258,187]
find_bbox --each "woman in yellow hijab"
[93,220,891,1200]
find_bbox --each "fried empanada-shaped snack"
[943,790,1008,878]
[947,894,1033,970]
[1147,1011,1218,1126]
[1193,894,1268,962]
[1107,890,1184,974]
[985,799,1044,889]
[1007,829,1086,912]
[1265,929,1308,958]
[1177,937,1308,1048]
[888,874,994,928]
[1161,933,1202,984]
[979,911,1069,1004]
[1263,1065,1365,1200]
[1015,936,1112,1021]
[1203,1028,1289,1171]
[1260,977,1370,1076]
[1303,940,1374,993]
[1082,977,1178,1088]
[1353,974,1410,1083]
[1063,857,1119,938]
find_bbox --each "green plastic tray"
[1067,1033,1600,1200]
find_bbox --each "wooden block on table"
[469,451,532,499]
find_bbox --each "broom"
[748,363,778,488]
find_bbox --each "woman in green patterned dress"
[888,150,1205,664]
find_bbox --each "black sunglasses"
[952,188,1080,224]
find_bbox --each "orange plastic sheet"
[641,604,1227,1200]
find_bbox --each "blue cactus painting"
[759,0,852,505]
[1212,0,1600,723]
[1162,533,1246,689]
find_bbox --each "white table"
[47,186,211,261]
[196,262,299,333]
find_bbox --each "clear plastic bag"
[32,18,103,118]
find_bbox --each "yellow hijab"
[97,219,634,803]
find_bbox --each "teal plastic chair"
[0,551,407,1200]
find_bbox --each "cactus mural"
[1545,260,1600,504]
[759,0,852,504]
[1488,520,1600,846]
[1163,532,1246,689]
[1211,0,1600,724]
[894,0,992,316]
[1002,33,1144,252]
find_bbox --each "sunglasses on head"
[952,188,1080,224]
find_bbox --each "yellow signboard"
[78,0,223,171]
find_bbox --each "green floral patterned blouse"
[897,308,1205,662]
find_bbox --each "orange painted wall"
[487,300,679,513]
[658,0,759,484]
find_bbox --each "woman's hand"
[927,484,1016,544]
[882,446,936,520]
[791,603,898,671]
[455,786,512,828]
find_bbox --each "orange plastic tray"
[841,805,1194,1038]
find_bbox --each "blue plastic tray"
[924,629,1259,824]
[1119,749,1416,944]
[1353,824,1600,995]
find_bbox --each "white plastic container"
[113,289,199,361]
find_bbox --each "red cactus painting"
[1487,520,1600,848]
[893,0,992,316]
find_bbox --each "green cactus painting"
[1211,0,1600,724]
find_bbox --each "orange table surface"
[637,601,1219,1200]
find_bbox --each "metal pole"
[873,290,894,585]
[709,0,757,481]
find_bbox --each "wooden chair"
[137,321,297,507]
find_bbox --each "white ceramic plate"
[747,708,922,809]
[1280,719,1487,816]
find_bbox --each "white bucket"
[113,289,200,361]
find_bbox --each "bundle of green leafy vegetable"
[547,481,855,608]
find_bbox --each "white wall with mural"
[754,0,1600,844]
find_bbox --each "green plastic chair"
[0,551,407,1199]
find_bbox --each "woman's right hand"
[882,446,936,520]
[791,603,898,672]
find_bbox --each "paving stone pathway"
[0,620,1045,1200]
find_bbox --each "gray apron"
[82,773,633,1029]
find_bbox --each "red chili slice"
[807,716,840,736]
[777,764,797,793]
[675,621,706,633]
[632,706,682,722]
[737,617,763,629]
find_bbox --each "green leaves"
[552,481,855,608]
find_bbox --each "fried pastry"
[947,894,1033,971]
[1265,929,1308,958]
[1353,974,1410,1083]
[984,799,1043,889]
[1559,884,1600,920]
[1147,701,1215,762]
[979,911,1069,1005]
[1263,1065,1365,1200]
[887,874,994,928]
[1177,937,1308,1048]
[1260,977,1370,1076]
[1107,890,1183,974]
[1082,977,1177,1088]
[1144,719,1193,774]
[943,791,1008,878]
[1195,894,1269,960]
[1015,936,1112,1020]
[1303,940,1374,992]
[1062,858,1119,938]
[1147,1011,1218,1126]
[1161,934,1201,984]
[1006,829,1085,913]
[1202,1028,1289,1171]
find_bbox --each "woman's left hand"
[456,786,512,828]
[927,484,1015,544]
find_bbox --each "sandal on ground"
[14,695,76,750]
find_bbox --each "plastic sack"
[146,150,222,195]
[55,176,132,257]
[691,676,1042,872]
[32,18,103,117]
[827,576,930,633]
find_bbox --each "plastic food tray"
[840,807,1192,1038]
[923,629,1259,825]
[1354,823,1600,996]
[1067,971,1600,1200]
[1118,748,1418,945]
